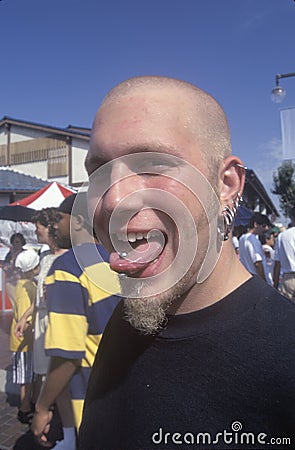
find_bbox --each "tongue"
[109,240,163,275]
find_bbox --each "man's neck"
[249,228,258,235]
[169,242,251,315]
[71,229,93,247]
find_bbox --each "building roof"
[0,116,91,140]
[0,168,49,192]
[244,169,279,216]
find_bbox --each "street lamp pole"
[271,72,295,103]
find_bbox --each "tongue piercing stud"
[119,252,128,258]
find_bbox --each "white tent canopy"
[0,182,76,248]
[11,181,76,209]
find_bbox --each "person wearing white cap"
[10,249,40,424]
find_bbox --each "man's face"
[54,212,71,249]
[255,222,269,236]
[86,89,221,332]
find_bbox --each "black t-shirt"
[79,276,295,450]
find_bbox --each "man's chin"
[123,294,172,335]
[56,238,71,249]
[122,263,199,334]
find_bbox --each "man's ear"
[71,214,85,231]
[219,156,246,206]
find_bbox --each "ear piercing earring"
[220,192,242,241]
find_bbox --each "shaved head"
[97,76,232,183]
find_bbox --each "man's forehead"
[91,95,194,147]
[96,86,192,123]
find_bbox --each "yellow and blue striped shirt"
[45,243,121,427]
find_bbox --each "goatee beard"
[120,259,201,335]
[121,270,196,335]
[123,295,172,335]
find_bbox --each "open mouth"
[109,230,167,276]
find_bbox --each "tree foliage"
[272,161,295,219]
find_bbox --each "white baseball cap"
[15,250,40,273]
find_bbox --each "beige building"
[0,116,90,188]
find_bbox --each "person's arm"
[14,301,35,338]
[273,260,281,289]
[31,356,79,445]
[254,260,267,281]
[247,235,266,281]
[3,251,12,270]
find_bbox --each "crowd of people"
[1,75,294,449]
[234,210,295,299]
[2,194,121,449]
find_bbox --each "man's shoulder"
[48,243,110,277]
[239,233,248,242]
[246,232,258,242]
[239,232,255,244]
[74,243,109,261]
[46,248,79,281]
[50,248,75,266]
[280,226,295,240]
[247,277,295,326]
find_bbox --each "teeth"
[127,232,149,242]
[127,233,136,242]
[117,232,126,241]
[115,230,160,243]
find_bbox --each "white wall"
[0,129,7,145]
[1,124,90,187]
[10,125,45,142]
[71,139,89,185]
[48,176,69,185]
[10,161,48,180]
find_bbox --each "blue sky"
[1,0,295,215]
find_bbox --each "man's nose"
[102,164,145,215]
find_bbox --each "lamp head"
[271,85,286,103]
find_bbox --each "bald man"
[79,77,295,449]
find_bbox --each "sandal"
[17,409,34,424]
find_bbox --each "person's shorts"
[12,351,34,384]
